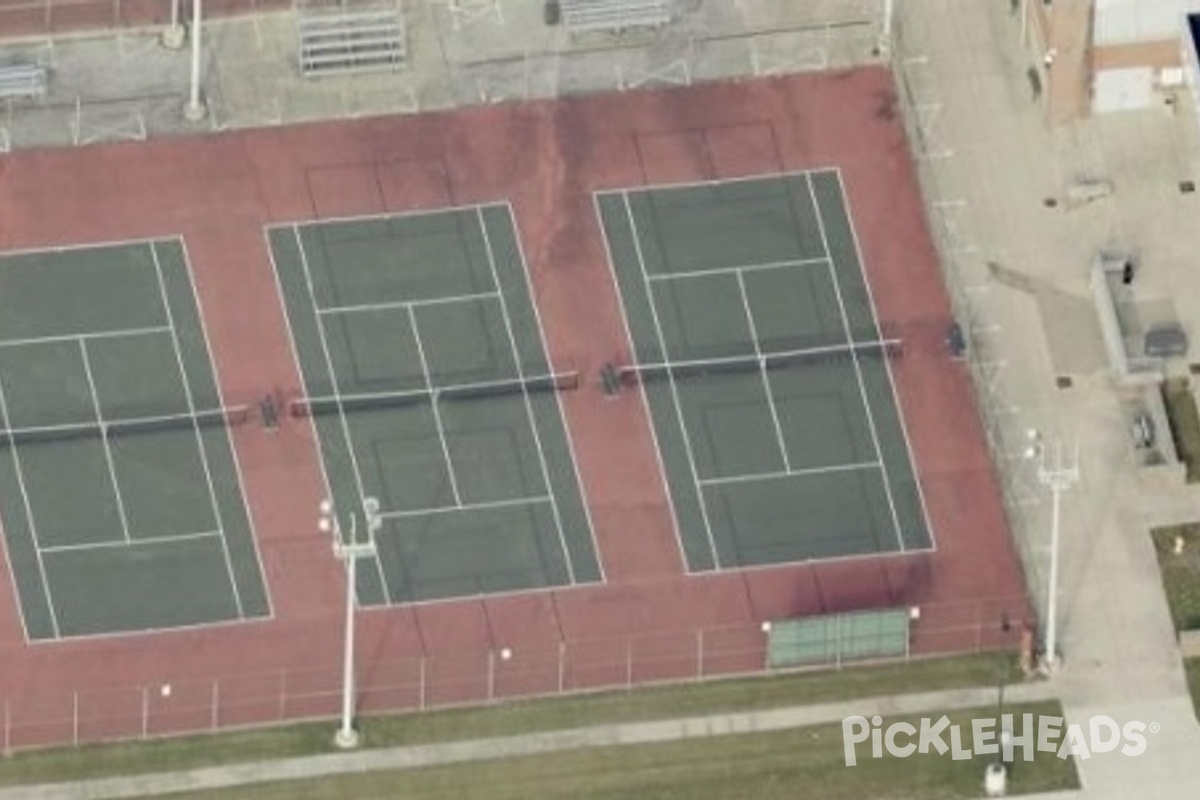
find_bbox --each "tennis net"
[290,371,580,417]
[0,406,252,447]
[618,339,903,384]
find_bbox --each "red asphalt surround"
[0,68,1028,746]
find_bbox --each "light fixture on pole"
[1025,430,1078,671]
[320,496,381,749]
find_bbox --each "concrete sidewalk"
[894,1,1200,798]
[0,680,1059,800]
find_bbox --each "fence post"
[418,657,426,711]
[835,618,844,671]
[487,650,495,703]
[72,691,78,746]
[3,698,9,756]
[278,668,287,720]
[141,686,149,739]
[210,679,219,732]
[625,637,633,689]
[557,641,565,694]
[696,629,704,679]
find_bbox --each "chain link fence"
[0,0,1041,757]
[1,0,891,148]
[888,4,1043,604]
[1,593,1024,753]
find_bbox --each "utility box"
[1144,323,1188,358]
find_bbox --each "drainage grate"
[1056,375,1073,389]
[1181,181,1196,194]
[1190,363,1200,375]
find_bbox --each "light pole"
[878,0,895,56]
[183,0,206,121]
[1025,431,1078,671]
[320,496,381,749]
[162,0,185,49]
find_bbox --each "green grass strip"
[1161,378,1200,483]
[176,701,1079,800]
[0,653,1021,788]
[1150,525,1200,631]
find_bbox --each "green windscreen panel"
[766,608,910,669]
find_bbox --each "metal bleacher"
[558,0,672,35]
[296,2,406,78]
[0,63,48,103]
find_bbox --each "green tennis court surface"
[268,204,601,605]
[0,241,270,641]
[597,170,932,572]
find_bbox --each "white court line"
[150,242,245,617]
[0,409,230,441]
[40,529,223,555]
[379,495,552,521]
[300,373,576,409]
[475,207,577,585]
[316,291,500,317]
[277,200,494,232]
[0,235,176,260]
[735,270,791,472]
[622,191,723,570]
[626,339,901,376]
[503,202,607,584]
[290,225,393,604]
[0,326,171,350]
[0,372,61,638]
[805,174,905,553]
[172,234,280,622]
[698,461,881,488]
[593,168,823,199]
[78,339,134,545]
[24,608,279,647]
[406,305,462,507]
[832,167,937,552]
[644,256,829,284]
[589,193,688,574]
